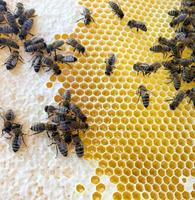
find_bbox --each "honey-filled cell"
[47,0,195,199]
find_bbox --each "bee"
[4,50,23,70]
[181,0,195,7]
[66,38,85,54]
[168,9,181,17]
[54,54,77,64]
[24,37,45,48]
[24,42,46,52]
[169,13,188,27]
[63,128,72,144]
[61,89,71,107]
[45,105,57,117]
[42,56,54,66]
[0,26,15,34]
[5,12,19,34]
[182,65,193,83]
[168,71,181,90]
[12,123,26,152]
[158,37,176,48]
[51,63,62,76]
[105,53,116,76]
[174,57,195,66]
[137,85,150,108]
[50,130,68,157]
[168,90,187,110]
[14,2,24,18]
[150,45,171,57]
[31,51,43,73]
[18,9,36,25]
[19,18,33,40]
[4,109,15,121]
[108,1,124,19]
[162,60,181,74]
[186,88,195,107]
[175,27,189,40]
[72,134,84,157]
[127,20,147,32]
[77,7,95,25]
[70,104,87,122]
[0,38,19,50]
[30,122,57,138]
[133,62,161,76]
[46,40,65,55]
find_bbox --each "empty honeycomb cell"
[113,192,122,200]
[92,192,102,200]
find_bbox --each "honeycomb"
[47,0,195,199]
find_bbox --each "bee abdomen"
[30,123,45,132]
[57,141,68,157]
[75,142,84,157]
[142,94,149,108]
[173,77,181,90]
[12,137,20,152]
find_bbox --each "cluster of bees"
[132,0,195,110]
[30,90,88,157]
[0,108,25,152]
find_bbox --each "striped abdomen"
[12,135,21,152]
[141,93,149,108]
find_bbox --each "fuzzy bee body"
[51,63,61,75]
[45,105,57,117]
[168,9,181,17]
[78,7,94,25]
[0,38,19,50]
[24,37,45,48]
[51,131,68,157]
[108,1,124,19]
[70,103,87,122]
[30,123,57,134]
[170,13,187,27]
[137,85,150,108]
[5,51,21,70]
[186,88,195,106]
[162,61,181,74]
[105,53,116,76]
[18,9,35,25]
[14,2,24,18]
[5,109,15,121]
[31,52,43,72]
[42,56,54,66]
[127,20,147,32]
[12,124,24,152]
[72,134,84,157]
[0,26,15,34]
[55,54,77,63]
[66,38,85,54]
[61,89,71,107]
[46,40,64,54]
[169,71,181,90]
[25,42,46,52]
[150,45,171,56]
[19,18,33,40]
[63,128,72,144]
[182,65,193,83]
[169,91,187,110]
[5,12,19,34]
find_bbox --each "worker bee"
[77,7,95,25]
[137,85,150,108]
[66,38,85,54]
[60,89,71,107]
[24,42,46,52]
[54,54,77,64]
[14,2,24,18]
[105,53,116,76]
[0,26,15,34]
[4,50,23,70]
[46,40,65,55]
[72,134,84,157]
[174,57,195,66]
[175,27,189,40]
[168,90,187,110]
[186,87,195,107]
[12,123,26,152]
[181,0,195,8]
[162,60,181,74]
[45,105,57,117]
[168,9,181,17]
[150,45,171,57]
[31,51,43,73]
[5,12,19,35]
[158,37,176,48]
[30,122,57,138]
[169,13,187,27]
[24,37,45,48]
[70,104,87,122]
[108,1,124,19]
[63,128,72,144]
[50,130,68,157]
[182,65,193,83]
[133,62,161,76]
[127,20,147,32]
[4,109,15,121]
[18,8,36,25]
[42,56,54,66]
[19,18,33,40]
[168,71,181,90]
[0,38,19,50]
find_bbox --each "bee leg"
[76,18,84,23]
[65,62,72,68]
[91,17,95,23]
[137,28,139,32]
[55,145,58,158]
[29,32,34,36]
[21,134,27,146]
[46,131,51,139]
[165,99,174,102]
[48,142,55,146]
[136,94,141,104]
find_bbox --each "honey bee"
[5,12,19,35]
[24,37,45,48]
[162,60,181,74]
[25,42,46,53]
[61,89,71,107]
[137,85,150,108]
[14,2,24,18]
[66,38,85,54]
[4,109,15,121]
[12,123,26,152]
[72,134,84,157]
[44,105,57,117]
[174,57,195,66]
[105,53,116,76]
[54,54,77,64]
[133,62,161,76]
[181,0,195,8]
[70,104,87,122]
[31,51,43,73]
[182,65,193,83]
[186,87,195,107]
[150,45,171,57]
[4,51,23,70]
[0,38,19,50]
[175,27,189,40]
[169,13,188,27]
[46,40,65,55]
[63,128,72,144]
[168,71,181,90]
[168,90,187,110]
[108,1,124,19]
[30,122,57,138]
[50,130,68,157]
[42,56,54,66]
[19,18,33,40]
[168,9,181,17]
[127,20,147,32]
[77,7,95,25]
[18,8,36,25]
[158,37,176,48]
[51,63,62,76]
[0,26,15,34]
